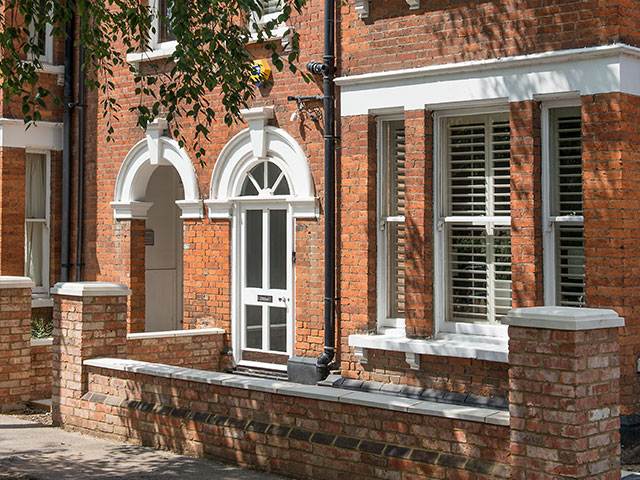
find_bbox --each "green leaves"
[0,0,306,162]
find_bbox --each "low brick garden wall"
[69,360,511,480]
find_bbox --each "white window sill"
[126,42,177,65]
[249,24,290,44]
[35,63,64,75]
[32,296,53,308]
[348,331,509,364]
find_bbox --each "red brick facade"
[3,0,640,425]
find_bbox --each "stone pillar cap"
[504,306,624,331]
[0,276,35,289]
[51,282,131,297]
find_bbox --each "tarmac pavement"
[0,414,285,480]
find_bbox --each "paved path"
[0,415,285,480]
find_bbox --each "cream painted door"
[145,167,184,332]
[238,204,292,367]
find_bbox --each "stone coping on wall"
[50,282,132,297]
[504,306,624,330]
[30,338,53,347]
[0,276,35,289]
[83,358,510,426]
[127,328,224,340]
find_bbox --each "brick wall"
[73,366,511,480]
[342,349,509,399]
[30,340,52,401]
[0,281,34,412]
[127,331,224,372]
[510,100,544,307]
[339,0,638,76]
[582,92,640,415]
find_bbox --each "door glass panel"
[269,306,287,352]
[246,210,263,288]
[269,209,287,289]
[245,305,262,349]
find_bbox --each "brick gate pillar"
[0,277,34,412]
[506,307,624,480]
[51,282,130,426]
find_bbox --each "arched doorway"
[144,166,184,331]
[111,121,203,332]
[206,107,317,370]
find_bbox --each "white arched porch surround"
[205,113,318,219]
[111,126,203,219]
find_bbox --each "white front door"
[237,203,293,368]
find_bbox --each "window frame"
[541,99,585,306]
[28,5,54,64]
[250,1,289,40]
[149,0,177,52]
[376,115,406,332]
[24,150,51,296]
[433,106,511,338]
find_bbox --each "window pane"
[383,121,406,320]
[250,162,265,189]
[26,153,46,219]
[492,120,511,214]
[449,226,487,322]
[558,225,585,306]
[388,222,405,317]
[246,210,262,288]
[493,226,512,320]
[262,0,281,15]
[448,121,486,216]
[555,113,582,216]
[445,114,511,324]
[245,305,262,349]
[25,222,44,287]
[269,209,287,289]
[550,107,585,307]
[269,306,286,352]
[240,176,259,196]
[267,162,281,189]
[158,0,175,42]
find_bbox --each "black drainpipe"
[309,0,336,379]
[60,1,74,282]
[74,37,85,281]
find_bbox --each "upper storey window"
[150,0,176,49]
[28,0,53,63]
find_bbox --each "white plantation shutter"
[378,120,406,328]
[444,114,512,324]
[551,108,585,307]
[262,0,281,15]
[387,124,406,318]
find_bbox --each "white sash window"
[435,112,512,328]
[543,105,585,307]
[25,152,50,294]
[377,119,406,331]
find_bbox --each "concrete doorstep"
[0,414,285,480]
